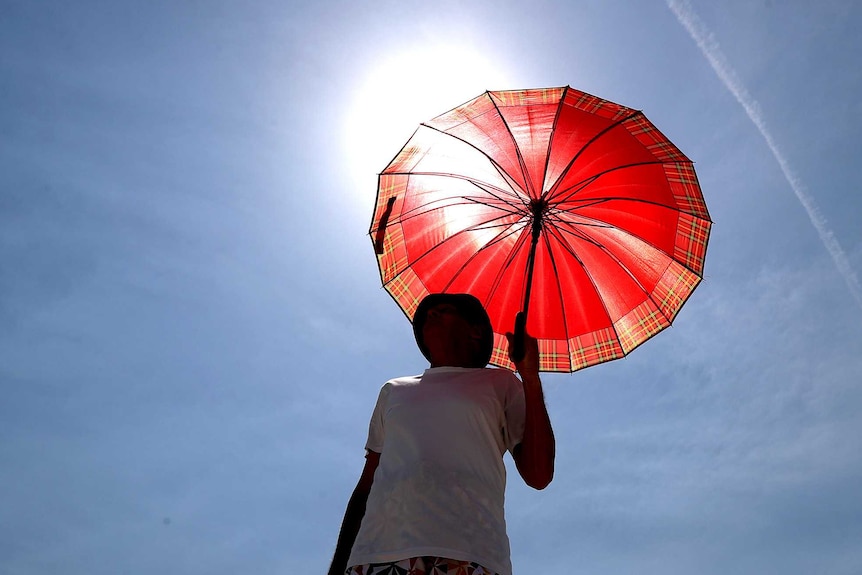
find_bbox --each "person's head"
[412,293,494,368]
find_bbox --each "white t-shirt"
[347,366,526,575]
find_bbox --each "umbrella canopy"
[370,86,711,372]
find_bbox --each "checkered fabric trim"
[375,221,408,278]
[652,260,701,322]
[615,299,672,354]
[385,267,429,321]
[489,333,515,371]
[568,327,625,371]
[488,329,628,373]
[623,114,688,163]
[489,332,574,372]
[490,86,565,107]
[663,163,710,220]
[538,337,575,371]
[488,281,700,373]
[564,86,632,121]
[372,175,410,284]
[347,556,498,575]
[370,175,405,229]
[377,223,408,284]
[674,213,711,275]
[441,86,642,124]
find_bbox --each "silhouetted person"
[329,293,555,575]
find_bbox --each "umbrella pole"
[511,200,545,363]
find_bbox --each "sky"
[2,1,862,574]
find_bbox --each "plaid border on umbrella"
[385,267,428,322]
[615,299,672,354]
[624,114,688,163]
[568,327,626,371]
[537,338,575,372]
[564,86,631,121]
[491,328,629,373]
[373,174,410,284]
[653,260,701,322]
[491,334,581,372]
[674,213,711,275]
[664,162,710,219]
[491,86,565,107]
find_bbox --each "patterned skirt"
[347,556,499,575]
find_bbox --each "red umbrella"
[370,86,711,372]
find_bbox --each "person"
[328,293,555,575]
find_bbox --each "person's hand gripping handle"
[510,311,528,364]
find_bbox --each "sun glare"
[343,44,514,216]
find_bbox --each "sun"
[343,44,514,215]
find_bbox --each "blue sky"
[2,1,861,573]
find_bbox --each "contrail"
[667,0,862,311]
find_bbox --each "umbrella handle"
[373,196,396,254]
[511,311,527,363]
[511,200,542,365]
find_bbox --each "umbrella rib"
[392,193,524,227]
[546,207,705,361]
[405,221,531,299]
[552,195,692,219]
[546,216,679,327]
[546,202,708,277]
[384,170,523,202]
[379,180,523,230]
[543,211,609,241]
[482,221,535,324]
[549,159,670,207]
[420,121,531,201]
[549,219,650,293]
[441,220,531,298]
[381,213,529,293]
[486,94,537,197]
[468,218,528,252]
[545,109,642,199]
[564,220,677,327]
[403,179,528,232]
[465,179,529,212]
[538,85,570,199]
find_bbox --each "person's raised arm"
[327,450,380,575]
[506,330,555,490]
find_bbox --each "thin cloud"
[667,0,862,313]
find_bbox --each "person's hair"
[412,293,494,367]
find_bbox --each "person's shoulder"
[469,366,522,390]
[480,366,520,381]
[372,375,420,402]
[487,366,526,396]
[383,373,423,388]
